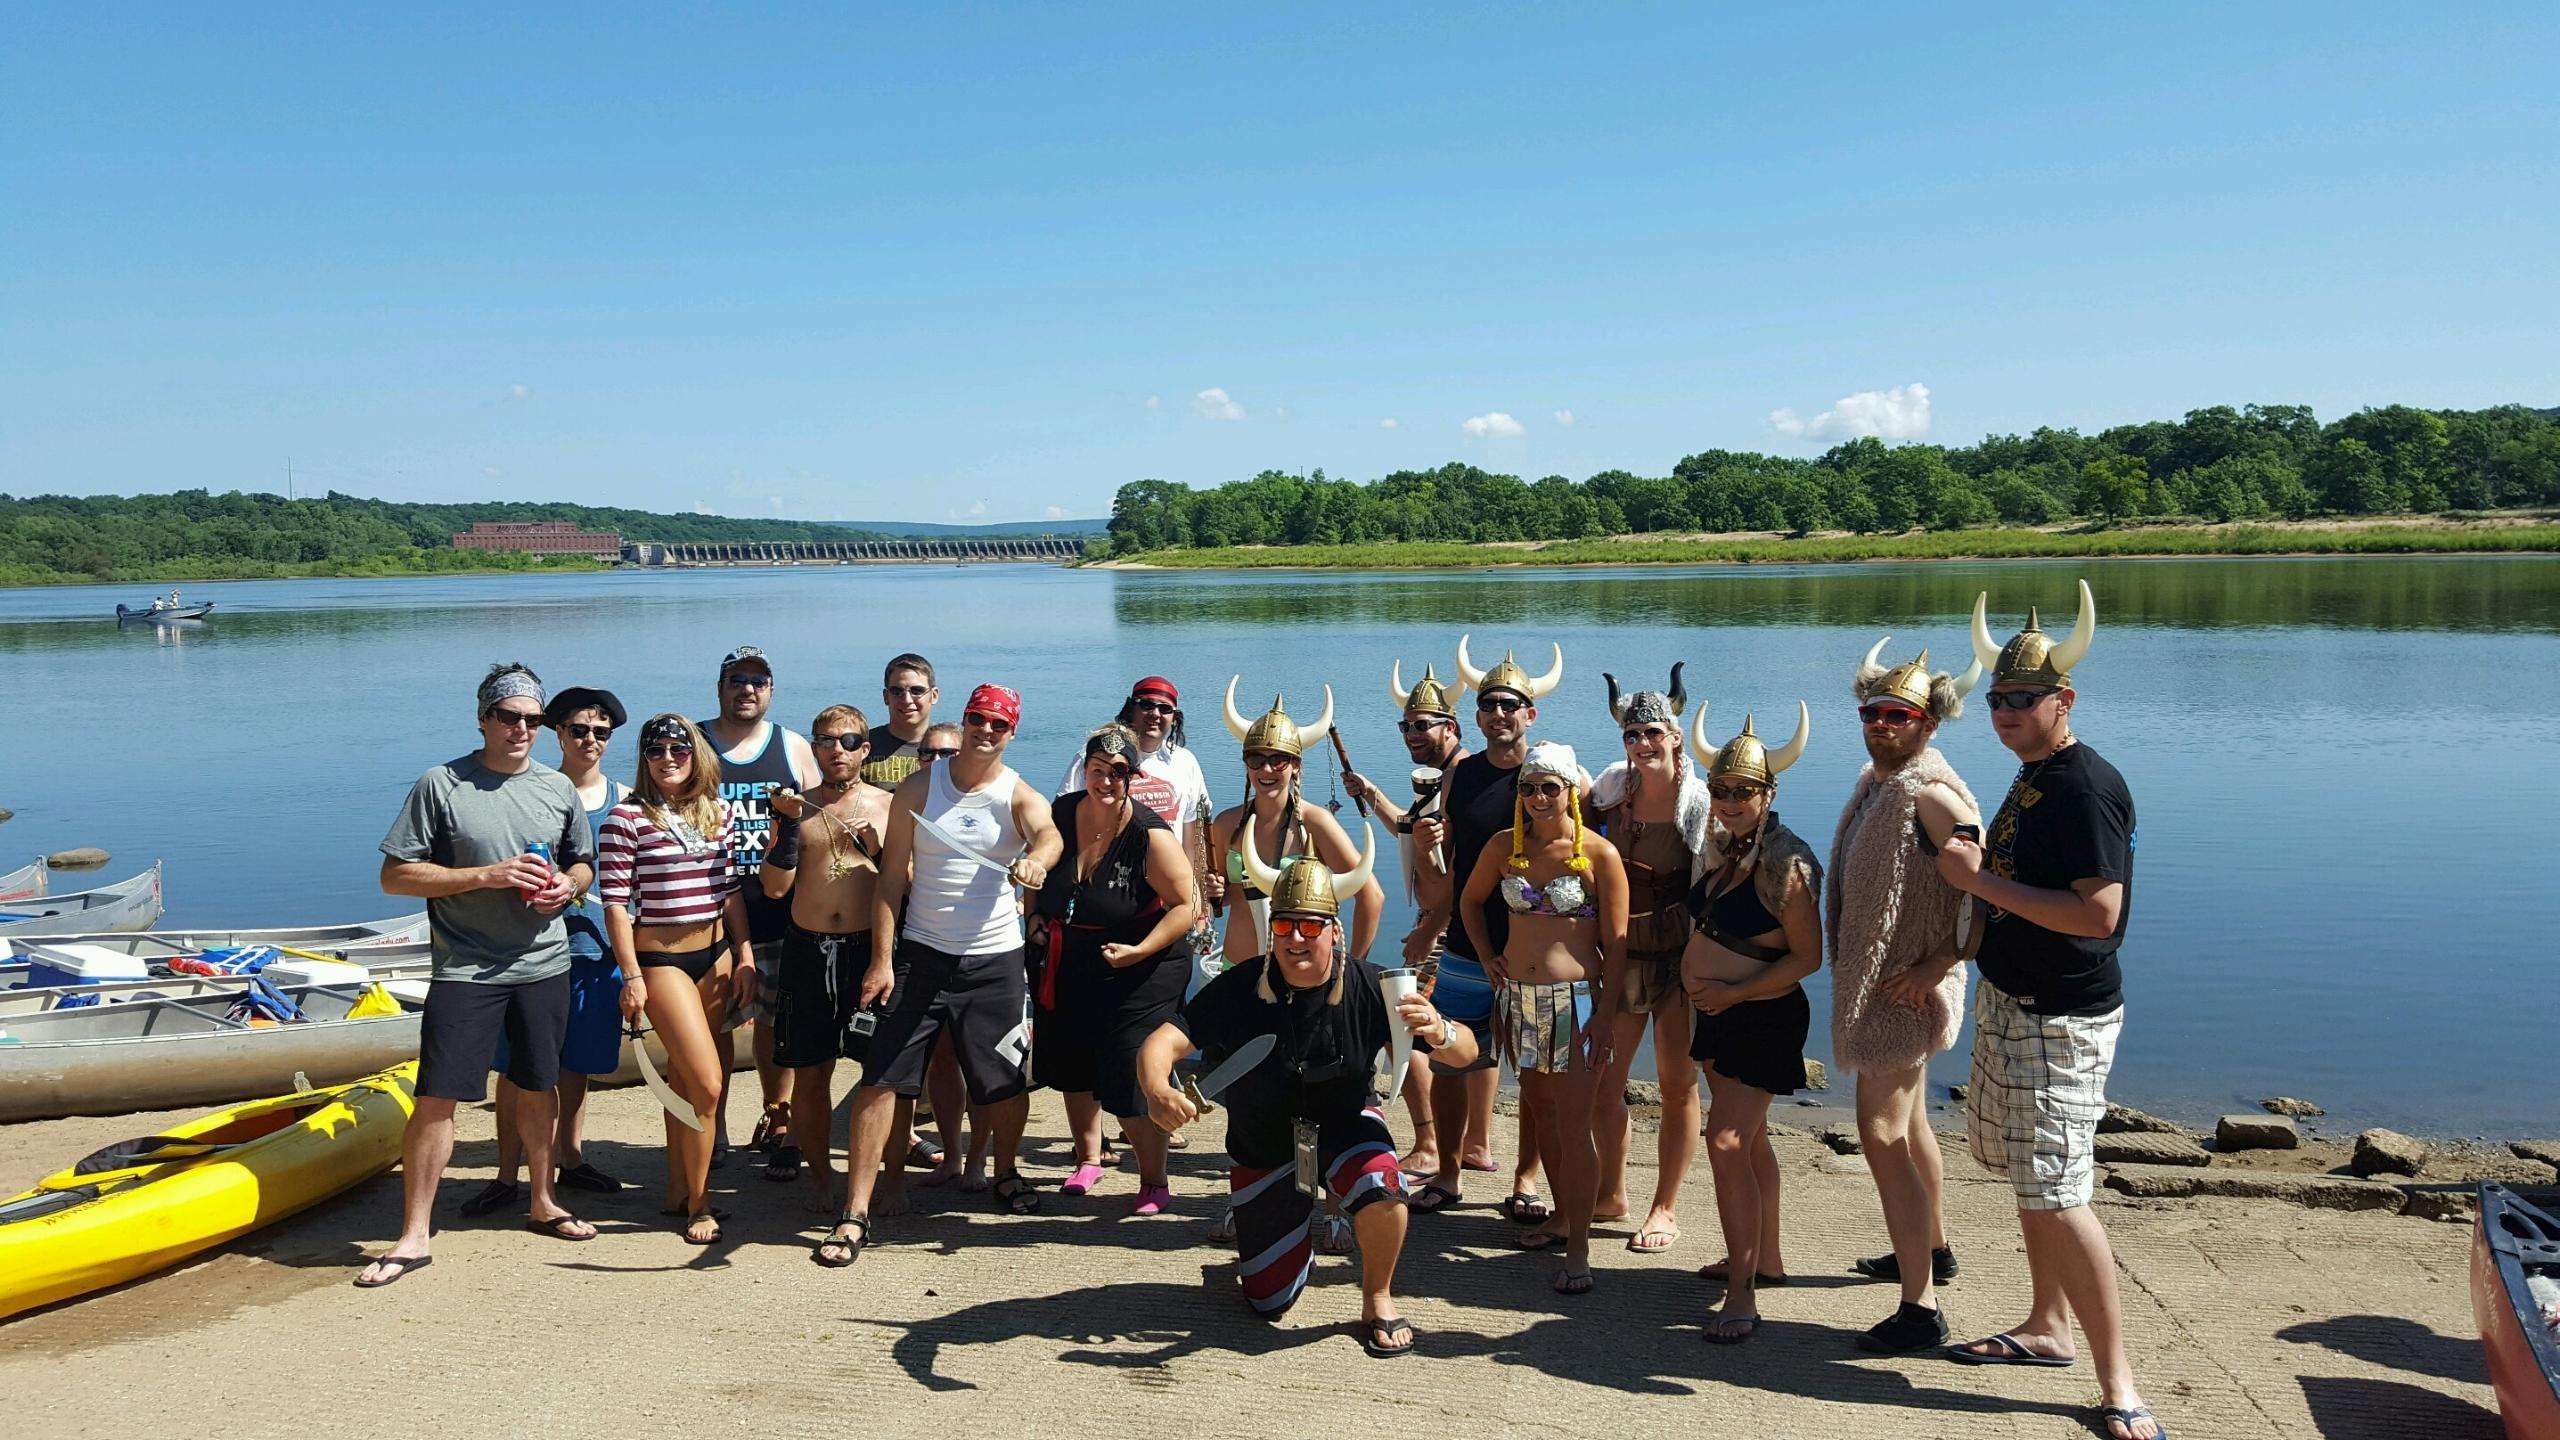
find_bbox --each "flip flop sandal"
[1552,1269,1595,1295]
[1358,1316,1416,1358]
[750,1104,788,1153]
[458,1178,519,1218]
[905,1137,946,1169]
[1461,1155,1499,1173]
[1703,1314,1762,1344]
[2098,1404,2169,1439]
[1497,1193,1549,1224]
[813,1214,870,1268]
[659,1204,731,1221]
[1514,1228,1566,1252]
[681,1211,723,1245]
[1695,1259,1789,1286]
[353,1254,432,1289]
[1314,1214,1355,1255]
[764,1143,804,1183]
[1207,1207,1238,1243]
[1947,1333,2075,1367]
[1409,1184,1461,1213]
[990,1174,1044,1215]
[1627,1226,1681,1253]
[526,1213,595,1242]
[555,1162,622,1194]
[1160,1129,1191,1151]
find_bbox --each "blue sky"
[4,4,2554,523]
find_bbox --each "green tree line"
[0,490,893,583]
[1105,403,2560,554]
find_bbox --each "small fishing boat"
[0,1062,416,1321]
[0,859,45,904]
[0,910,429,964]
[0,979,423,1123]
[0,865,163,937]
[0,951,435,1019]
[2476,1183,2560,1440]
[113,599,215,623]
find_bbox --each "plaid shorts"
[1966,986,2123,1211]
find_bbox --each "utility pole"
[286,458,295,502]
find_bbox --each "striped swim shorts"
[1965,985,2123,1211]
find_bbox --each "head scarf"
[477,664,545,717]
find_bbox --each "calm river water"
[4,557,2555,1136]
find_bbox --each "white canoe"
[0,859,45,904]
[0,908,423,960]
[0,982,426,1123]
[0,954,437,1019]
[0,865,164,938]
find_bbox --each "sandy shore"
[0,1082,2512,1438]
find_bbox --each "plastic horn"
[1222,675,1253,744]
[2047,578,2096,677]
[1765,700,1810,777]
[1970,592,2003,674]
[1376,967,1420,1094]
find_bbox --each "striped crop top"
[598,802,738,927]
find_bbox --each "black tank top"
[1688,869,1784,963]
[1036,792,1169,943]
[704,719,801,943]
[1442,752,1521,961]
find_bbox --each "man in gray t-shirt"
[357,664,602,1290]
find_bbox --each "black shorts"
[418,973,572,1102]
[858,939,1031,1105]
[774,925,869,1069]
[1688,984,1811,1096]
[1033,949,1185,1120]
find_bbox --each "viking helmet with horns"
[1240,816,1378,920]
[1222,677,1335,758]
[1854,640,1979,720]
[1605,663,1688,728]
[1455,634,1564,701]
[1971,579,2096,689]
[1388,660,1461,720]
[1690,702,1809,786]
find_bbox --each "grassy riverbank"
[1097,519,2560,570]
[0,550,609,588]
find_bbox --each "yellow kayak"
[0,1061,416,1321]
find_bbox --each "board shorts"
[1967,986,2123,1211]
[773,924,869,1070]
[418,973,571,1102]
[858,937,1032,1105]
[1689,984,1811,1096]
[1617,946,1684,1015]
[1226,1102,1407,1317]
[1499,978,1593,1075]
[495,951,623,1080]
[1428,947,1499,1075]
[1034,949,1186,1121]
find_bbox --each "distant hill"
[820,517,1108,537]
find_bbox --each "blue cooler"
[23,943,151,990]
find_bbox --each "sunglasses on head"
[812,732,869,753]
[1857,705,1924,727]
[1130,698,1177,715]
[487,709,544,730]
[642,741,696,760]
[561,722,613,741]
[1270,916,1331,941]
[1476,697,1525,715]
[1523,780,1569,799]
[1707,782,1763,802]
[964,713,1012,734]
[1397,718,1448,735]
[1984,688,2058,712]
[885,684,930,699]
[723,673,773,690]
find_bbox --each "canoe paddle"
[625,1025,706,1132]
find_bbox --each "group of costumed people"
[358,583,2160,1439]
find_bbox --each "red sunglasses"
[1270,916,1331,941]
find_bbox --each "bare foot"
[1461,1149,1498,1173]
[916,1159,966,1189]
[801,1177,844,1214]
[1592,1205,1632,1223]
[1401,1147,1441,1176]
[960,1157,991,1194]
[874,1183,912,1218]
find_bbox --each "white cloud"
[506,383,530,401]
[1044,505,1071,520]
[947,498,991,520]
[1192,387,1246,421]
[1770,382,1931,442]
[1145,395,1161,410]
[1379,418,1399,430]
[1554,409,1576,427]
[1462,411,1526,438]
[481,466,501,478]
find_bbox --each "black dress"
[1031,792,1183,1118]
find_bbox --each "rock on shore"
[2216,1113,2301,1151]
[2106,1163,2400,1211]
[2350,1128,2430,1178]
[2101,1102,2187,1135]
[2096,1131,2211,1168]
[2261,1096,2326,1118]
[46,847,109,868]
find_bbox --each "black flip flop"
[1703,1313,1761,1345]
[905,1137,945,1169]
[813,1214,870,1268]
[458,1178,519,1218]
[765,1143,804,1183]
[1409,1184,1460,1213]
[1358,1315,1416,1358]
[353,1254,432,1289]
[555,1162,622,1195]
[527,1213,595,1242]
[1497,1192,1549,1224]
[2099,1403,2169,1439]
[681,1211,723,1245]
[1947,1333,2075,1367]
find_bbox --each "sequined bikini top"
[1501,871,1595,919]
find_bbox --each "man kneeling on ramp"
[1138,821,1474,1358]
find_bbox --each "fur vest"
[1587,761,1712,862]
[1826,747,1976,1075]
[1696,810,1822,926]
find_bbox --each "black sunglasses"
[1130,698,1177,715]
[885,684,931,698]
[1475,697,1525,715]
[1984,688,2058,712]
[1707,782,1764,802]
[964,713,1012,734]
[642,741,696,760]
[1522,780,1569,799]
[813,732,869,753]
[1621,726,1671,744]
[919,746,960,760]
[1397,718,1448,734]
[724,673,773,690]
[487,709,544,730]
[561,722,614,741]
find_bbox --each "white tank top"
[904,761,1025,956]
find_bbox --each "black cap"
[545,687,629,729]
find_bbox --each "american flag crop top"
[597,802,737,926]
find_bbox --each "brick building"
[451,521,623,557]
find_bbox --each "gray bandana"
[477,666,546,716]
[1617,691,1678,727]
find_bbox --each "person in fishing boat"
[1456,739,1625,1294]
[1938,584,2163,1440]
[1829,641,1983,1353]
[823,683,1062,1265]
[1137,825,1471,1357]
[357,664,600,1288]
[1684,701,1822,1343]
[1207,681,1382,1249]
[1339,659,1470,1181]
[599,715,756,1244]
[1028,723,1198,1212]
[762,704,891,1226]
[697,645,823,1179]
[473,686,632,1213]
[1587,667,1709,1256]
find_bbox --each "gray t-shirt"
[380,754,596,985]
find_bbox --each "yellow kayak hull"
[0,1061,417,1321]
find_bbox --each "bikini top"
[1687,869,1786,964]
[1501,871,1595,919]
[1222,812,1307,899]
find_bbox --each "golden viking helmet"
[1222,677,1335,758]
[1856,638,1980,718]
[1388,660,1460,719]
[1240,815,1378,919]
[1971,579,2096,689]
[1689,701,1809,786]
[1454,634,1564,701]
